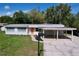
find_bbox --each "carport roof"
[42,27,76,30]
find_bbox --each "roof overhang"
[5,24,64,28]
[28,24,64,28]
[42,27,77,30]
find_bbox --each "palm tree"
[13,10,25,24]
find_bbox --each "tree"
[45,6,57,24]
[72,12,79,30]
[45,3,72,26]
[24,13,32,24]
[13,10,25,24]
[28,9,45,24]
[0,16,13,23]
[56,4,71,26]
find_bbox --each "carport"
[42,27,76,41]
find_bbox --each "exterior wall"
[5,27,28,35]
[5,27,38,35]
[28,28,38,35]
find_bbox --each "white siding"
[5,28,28,35]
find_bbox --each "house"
[5,24,64,35]
[5,24,76,40]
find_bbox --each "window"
[17,27,26,32]
[7,27,15,32]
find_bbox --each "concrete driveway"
[44,36,79,56]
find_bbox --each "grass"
[0,31,43,56]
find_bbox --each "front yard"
[0,32,43,56]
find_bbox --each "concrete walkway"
[44,35,79,56]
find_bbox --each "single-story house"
[5,24,64,35]
[4,24,76,40]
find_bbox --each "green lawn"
[0,32,43,56]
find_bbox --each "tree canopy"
[0,3,79,30]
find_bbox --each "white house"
[5,24,64,35]
[5,24,76,40]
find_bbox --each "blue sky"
[0,3,79,16]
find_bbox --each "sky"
[0,3,79,16]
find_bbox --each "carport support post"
[43,29,44,39]
[57,30,58,40]
[71,30,73,41]
[66,30,67,35]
